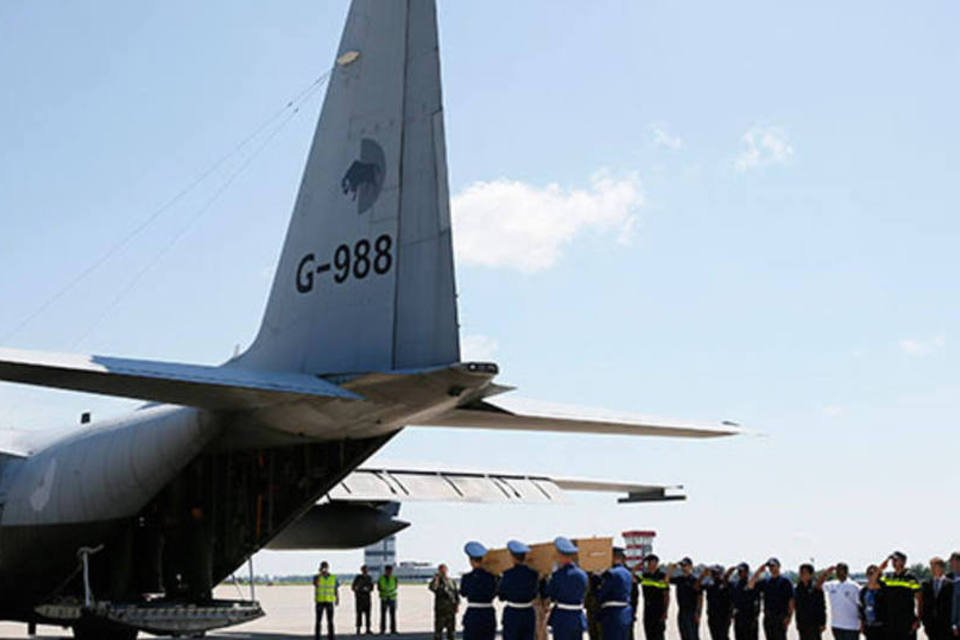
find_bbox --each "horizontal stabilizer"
[417,397,741,438]
[0,348,359,410]
[328,466,685,504]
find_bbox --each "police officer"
[749,558,794,640]
[546,537,589,640]
[667,557,703,640]
[878,551,921,640]
[599,547,634,640]
[460,541,498,640]
[430,563,460,640]
[313,561,339,640]
[499,540,540,640]
[793,563,826,640]
[730,563,760,640]
[639,554,670,640]
[700,565,734,640]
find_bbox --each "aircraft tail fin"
[239,0,460,375]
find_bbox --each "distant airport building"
[363,535,438,582]
[623,530,656,569]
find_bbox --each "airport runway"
[0,584,933,640]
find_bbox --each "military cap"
[464,541,488,559]
[890,550,907,562]
[554,536,578,555]
[507,540,530,555]
[766,557,780,567]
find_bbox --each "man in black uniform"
[668,558,703,640]
[793,564,826,640]
[700,565,733,640]
[730,564,760,640]
[352,565,374,634]
[749,558,793,640]
[639,554,670,640]
[878,551,921,640]
[921,557,953,640]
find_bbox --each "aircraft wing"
[416,397,741,439]
[328,466,686,504]
[0,347,359,410]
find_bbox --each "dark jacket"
[352,573,374,606]
[794,581,826,630]
[859,586,886,628]
[921,576,954,636]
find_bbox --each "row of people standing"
[313,563,400,640]
[628,550,960,640]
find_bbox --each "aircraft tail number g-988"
[296,234,393,293]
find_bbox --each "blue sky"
[1,1,959,577]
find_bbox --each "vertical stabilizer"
[239,0,460,374]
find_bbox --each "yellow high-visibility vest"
[378,575,398,600]
[315,574,338,603]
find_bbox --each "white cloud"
[899,335,945,357]
[461,334,499,362]
[452,172,643,272]
[650,123,684,150]
[822,405,845,418]
[734,125,794,172]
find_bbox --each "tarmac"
[0,584,930,640]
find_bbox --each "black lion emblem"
[341,161,381,200]
[340,138,386,215]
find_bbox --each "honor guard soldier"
[546,537,589,640]
[599,547,634,640]
[460,541,498,640]
[499,540,541,640]
[639,554,670,640]
[878,551,921,640]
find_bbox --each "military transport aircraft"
[0,1,740,638]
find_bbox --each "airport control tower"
[364,535,397,579]
[623,530,656,569]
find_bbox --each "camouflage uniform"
[430,574,460,640]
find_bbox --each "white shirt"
[824,579,861,631]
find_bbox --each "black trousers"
[863,627,883,640]
[356,599,371,632]
[643,615,665,640]
[762,616,787,640]
[733,617,758,640]
[708,616,731,640]
[678,612,700,640]
[797,626,822,640]
[315,602,335,640]
[380,599,397,633]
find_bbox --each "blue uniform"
[599,563,635,640]
[499,563,541,640]
[460,567,498,640]
[547,562,589,640]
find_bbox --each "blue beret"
[554,536,578,556]
[464,541,488,559]
[507,540,530,555]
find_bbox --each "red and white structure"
[622,530,656,569]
